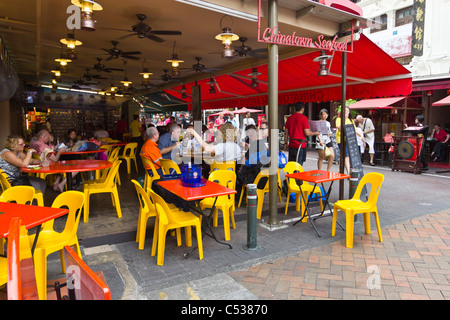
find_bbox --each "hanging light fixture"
[208,77,217,94]
[215,15,239,58]
[181,85,187,99]
[248,67,262,88]
[120,60,133,89]
[60,32,82,50]
[71,0,103,31]
[55,54,72,72]
[313,50,333,77]
[166,42,184,76]
[139,59,153,83]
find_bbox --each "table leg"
[31,225,42,254]
[184,198,232,259]
[66,172,74,190]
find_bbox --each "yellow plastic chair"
[29,190,85,300]
[132,179,182,250]
[0,170,44,206]
[149,190,203,266]
[95,147,121,182]
[238,169,282,218]
[140,156,161,191]
[160,158,181,175]
[210,161,235,173]
[118,142,138,174]
[200,170,236,241]
[283,162,323,220]
[0,185,35,205]
[83,160,122,223]
[332,172,384,248]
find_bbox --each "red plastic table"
[158,178,237,255]
[22,160,112,190]
[285,170,350,237]
[0,202,69,253]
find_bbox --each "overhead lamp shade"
[71,0,103,12]
[166,54,184,68]
[139,68,153,79]
[60,34,82,49]
[55,54,72,66]
[120,77,132,87]
[215,27,239,46]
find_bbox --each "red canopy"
[167,34,412,110]
[432,95,450,107]
[348,97,403,109]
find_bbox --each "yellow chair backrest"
[0,169,12,190]
[108,147,121,162]
[131,179,156,216]
[0,186,35,205]
[42,191,85,238]
[121,142,137,157]
[352,172,385,204]
[148,189,170,226]
[105,160,122,187]
[208,169,236,190]
[284,161,304,189]
[160,159,181,175]
[140,156,161,189]
[210,161,235,172]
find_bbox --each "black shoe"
[370,162,375,166]
[422,166,429,171]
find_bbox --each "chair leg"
[363,212,371,234]
[126,158,131,174]
[238,186,245,207]
[176,228,182,246]
[83,191,90,223]
[133,157,138,173]
[373,210,383,243]
[284,194,290,215]
[230,206,236,229]
[138,212,147,250]
[222,207,230,241]
[33,249,48,300]
[157,226,168,266]
[345,213,354,248]
[331,207,338,237]
[151,219,159,257]
[195,223,203,261]
[112,188,122,219]
[185,226,192,247]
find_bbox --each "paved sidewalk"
[229,210,450,300]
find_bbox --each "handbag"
[325,147,331,158]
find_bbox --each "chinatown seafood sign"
[257,0,355,53]
[260,28,351,52]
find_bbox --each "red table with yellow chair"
[157,177,237,257]
[22,159,112,190]
[285,170,350,237]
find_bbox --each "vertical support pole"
[244,184,258,251]
[192,84,201,122]
[268,0,280,226]
[339,52,347,200]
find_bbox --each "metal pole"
[244,184,258,251]
[339,51,347,200]
[268,0,280,226]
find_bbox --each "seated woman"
[187,122,242,163]
[0,135,46,193]
[63,128,78,150]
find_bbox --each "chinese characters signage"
[411,0,426,56]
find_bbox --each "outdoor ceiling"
[0,0,371,99]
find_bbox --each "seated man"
[158,123,181,160]
[30,129,65,162]
[141,127,189,211]
[430,124,450,162]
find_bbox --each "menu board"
[344,124,367,200]
[330,128,339,163]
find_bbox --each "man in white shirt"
[356,115,375,166]
[243,112,255,130]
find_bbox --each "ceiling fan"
[108,14,182,43]
[187,57,223,73]
[101,41,141,60]
[92,58,124,73]
[72,78,99,89]
[233,37,267,58]
[82,68,107,81]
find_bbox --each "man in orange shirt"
[140,126,163,175]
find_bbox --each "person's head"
[169,124,181,141]
[36,129,50,143]
[246,112,251,118]
[319,109,329,120]
[218,122,237,143]
[4,135,25,152]
[245,124,258,142]
[259,122,268,138]
[133,114,139,121]
[67,128,77,141]
[146,126,159,142]
[294,103,306,113]
[415,115,424,125]
[229,113,234,119]
[434,123,441,131]
[356,115,364,124]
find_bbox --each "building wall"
[0,100,11,147]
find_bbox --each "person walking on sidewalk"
[356,115,375,166]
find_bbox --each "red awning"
[432,95,450,107]
[348,97,403,109]
[167,34,412,110]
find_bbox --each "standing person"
[116,114,127,141]
[335,107,362,173]
[430,124,450,162]
[316,109,335,171]
[158,123,181,160]
[130,114,144,153]
[243,112,255,130]
[284,103,320,165]
[356,115,376,166]
[229,113,239,131]
[214,112,225,131]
